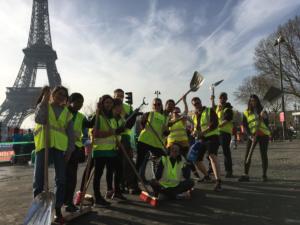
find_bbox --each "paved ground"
[0,140,299,225]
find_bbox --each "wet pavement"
[0,140,299,225]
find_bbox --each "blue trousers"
[33,148,66,208]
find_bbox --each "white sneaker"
[176,191,191,200]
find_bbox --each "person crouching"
[150,144,194,200]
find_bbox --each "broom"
[102,115,158,207]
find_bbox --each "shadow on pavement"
[68,181,300,225]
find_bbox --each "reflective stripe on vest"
[34,105,72,152]
[167,120,188,144]
[138,112,166,149]
[159,156,184,188]
[200,108,219,137]
[93,115,117,151]
[216,106,233,134]
[243,110,271,136]
[73,112,85,148]
[192,114,198,132]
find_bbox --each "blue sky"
[0,0,300,126]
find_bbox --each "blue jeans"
[33,148,66,208]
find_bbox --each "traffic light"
[125,92,133,105]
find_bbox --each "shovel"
[245,110,264,166]
[245,135,257,165]
[210,79,224,97]
[175,71,205,105]
[210,79,224,107]
[23,105,55,225]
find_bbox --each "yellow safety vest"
[243,110,271,136]
[122,103,132,136]
[167,120,188,145]
[216,106,233,134]
[138,112,166,149]
[159,156,184,188]
[34,104,73,152]
[192,108,219,137]
[73,112,85,148]
[93,115,117,151]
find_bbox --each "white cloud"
[193,0,300,108]
[1,0,300,129]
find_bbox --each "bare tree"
[254,16,300,98]
[234,74,282,111]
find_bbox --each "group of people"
[32,85,271,224]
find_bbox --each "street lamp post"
[154,90,161,98]
[274,35,286,140]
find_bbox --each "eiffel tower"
[0,0,61,129]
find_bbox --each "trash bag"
[187,141,205,162]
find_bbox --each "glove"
[115,126,125,135]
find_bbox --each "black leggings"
[219,132,233,173]
[136,142,165,180]
[64,147,80,205]
[93,156,116,200]
[114,154,122,192]
[244,135,269,176]
[150,179,194,199]
[80,158,94,192]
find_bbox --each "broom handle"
[175,89,193,106]
[145,118,168,154]
[80,111,99,210]
[117,140,151,193]
[245,110,263,165]
[44,104,50,193]
[245,136,257,165]
[102,116,151,193]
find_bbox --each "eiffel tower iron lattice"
[0,0,61,129]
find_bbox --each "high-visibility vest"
[34,104,73,152]
[122,103,132,136]
[159,156,184,188]
[122,103,132,116]
[243,110,270,136]
[138,112,166,149]
[73,112,85,148]
[192,108,219,137]
[216,106,233,134]
[167,120,188,144]
[192,113,199,133]
[93,115,117,151]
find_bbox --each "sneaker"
[105,190,114,199]
[112,192,127,200]
[262,175,268,182]
[225,171,233,178]
[129,187,141,195]
[193,171,201,179]
[238,175,250,182]
[94,197,111,208]
[214,180,222,192]
[65,204,79,213]
[53,215,65,224]
[74,191,83,206]
[176,191,191,200]
[199,175,211,183]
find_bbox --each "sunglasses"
[153,103,161,106]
